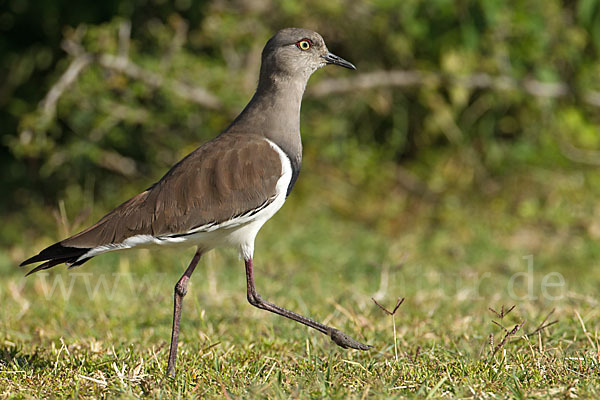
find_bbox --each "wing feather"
[21,133,284,273]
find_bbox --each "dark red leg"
[244,257,370,350]
[166,249,203,377]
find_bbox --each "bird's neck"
[224,72,307,165]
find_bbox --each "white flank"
[77,138,292,262]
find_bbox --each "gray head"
[259,28,355,83]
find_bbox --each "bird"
[20,27,371,376]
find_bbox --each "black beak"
[322,52,356,70]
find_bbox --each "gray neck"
[224,70,308,167]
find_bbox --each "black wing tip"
[19,260,31,267]
[20,243,91,274]
[23,256,92,276]
[20,254,44,267]
[24,262,51,276]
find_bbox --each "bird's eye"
[296,39,312,51]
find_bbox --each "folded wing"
[21,133,283,274]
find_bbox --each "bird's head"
[260,28,355,82]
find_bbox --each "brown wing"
[21,133,283,271]
[66,132,282,246]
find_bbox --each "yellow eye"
[296,39,312,51]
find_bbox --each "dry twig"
[488,305,515,319]
[527,309,558,336]
[308,70,600,108]
[372,297,405,363]
[95,53,221,110]
[492,320,526,357]
[40,54,92,126]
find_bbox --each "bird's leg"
[166,249,203,377]
[244,257,371,351]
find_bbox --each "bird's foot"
[328,328,372,350]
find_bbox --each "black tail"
[20,242,92,276]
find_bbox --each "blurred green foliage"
[2,0,600,245]
[3,2,600,396]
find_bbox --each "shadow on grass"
[0,345,52,371]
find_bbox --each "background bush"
[2,0,600,243]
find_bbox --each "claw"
[328,328,372,350]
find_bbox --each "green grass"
[2,165,600,398]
